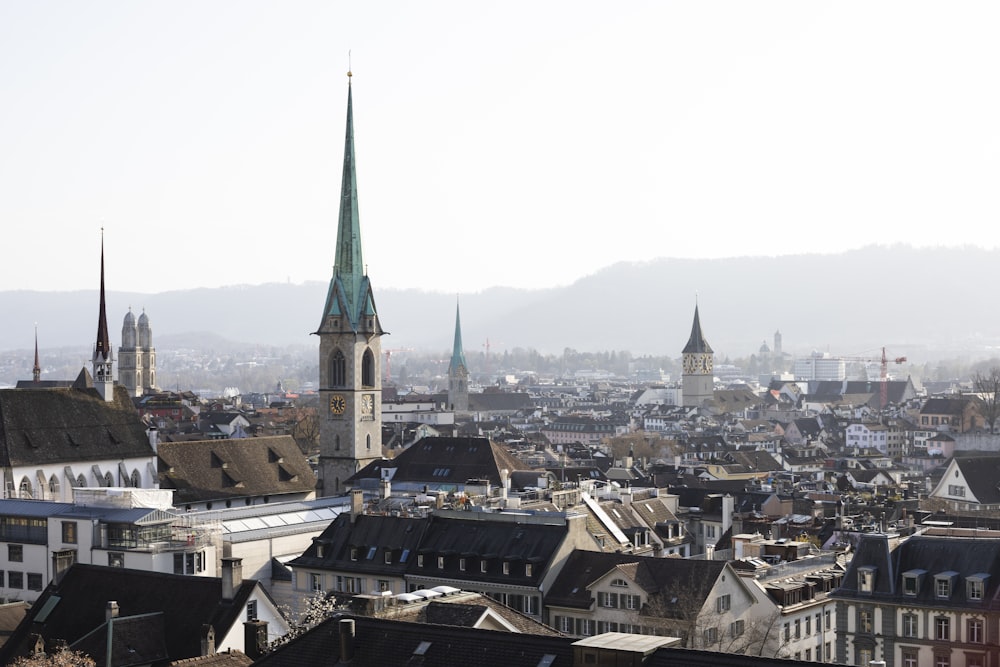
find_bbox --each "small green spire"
[333,78,364,320]
[450,299,468,373]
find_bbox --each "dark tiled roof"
[348,436,525,488]
[170,650,254,666]
[158,435,316,503]
[72,612,169,666]
[921,397,975,415]
[952,455,1000,505]
[468,392,534,412]
[836,533,1000,610]
[545,550,726,610]
[0,384,154,466]
[0,564,259,665]
[288,512,428,574]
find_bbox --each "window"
[350,547,358,561]
[557,616,572,633]
[902,613,918,638]
[329,350,346,387]
[794,618,801,639]
[902,570,924,596]
[27,573,42,591]
[503,561,510,575]
[716,594,731,613]
[8,545,22,562]
[859,610,873,634]
[784,622,790,641]
[377,579,391,593]
[384,551,393,565]
[825,610,831,630]
[968,618,984,643]
[730,620,745,638]
[417,555,424,567]
[805,615,811,635]
[624,594,640,610]
[108,552,124,568]
[967,655,984,667]
[948,484,965,497]
[902,650,918,667]
[437,556,445,569]
[8,571,23,589]
[934,654,950,667]
[610,578,628,588]
[310,573,322,593]
[459,558,466,572]
[367,547,377,560]
[858,567,876,593]
[935,616,950,641]
[968,576,986,601]
[61,522,77,544]
[246,600,258,621]
[361,349,375,387]
[858,648,872,666]
[525,563,532,577]
[703,627,718,644]
[936,576,951,598]
[599,592,618,608]
[481,560,487,573]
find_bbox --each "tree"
[972,366,1000,433]
[291,408,320,454]
[269,590,343,651]
[12,650,95,667]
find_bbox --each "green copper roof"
[682,304,713,354]
[449,301,468,373]
[319,79,377,331]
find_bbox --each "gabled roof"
[288,512,428,575]
[545,550,727,610]
[0,384,155,467]
[348,437,525,489]
[0,564,261,665]
[921,396,976,415]
[157,435,316,503]
[943,454,1000,505]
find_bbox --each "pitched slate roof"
[0,564,260,665]
[836,533,1000,610]
[948,454,1000,505]
[363,590,562,635]
[545,549,726,610]
[0,383,154,467]
[920,396,975,415]
[348,436,525,489]
[158,435,316,503]
[288,512,428,575]
[252,614,576,667]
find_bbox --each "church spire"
[317,74,380,334]
[92,230,115,401]
[682,303,713,354]
[449,299,468,374]
[32,325,40,383]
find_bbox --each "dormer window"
[935,571,958,599]
[525,563,533,577]
[481,560,487,574]
[503,561,510,575]
[438,556,445,569]
[902,569,926,596]
[968,574,989,601]
[858,566,876,593]
[417,554,424,567]
[350,547,358,561]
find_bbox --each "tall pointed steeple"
[317,74,379,334]
[681,301,714,408]
[315,73,385,497]
[448,299,470,412]
[32,326,40,383]
[682,304,713,354]
[449,300,468,375]
[92,230,115,401]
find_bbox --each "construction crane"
[840,347,907,408]
[383,348,413,385]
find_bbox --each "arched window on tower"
[329,350,346,388]
[131,469,141,488]
[362,348,375,387]
[366,434,372,451]
[335,435,341,451]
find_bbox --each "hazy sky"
[2,2,998,295]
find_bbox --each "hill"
[3,245,997,363]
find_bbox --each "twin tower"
[313,77,714,497]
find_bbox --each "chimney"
[201,624,216,656]
[350,489,364,522]
[147,426,159,453]
[244,620,268,661]
[339,618,355,663]
[722,494,734,536]
[705,544,715,561]
[221,557,243,601]
[106,601,119,623]
[380,477,391,500]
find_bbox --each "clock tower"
[314,74,385,497]
[681,303,714,408]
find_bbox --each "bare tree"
[291,408,320,454]
[12,650,95,667]
[972,367,1000,433]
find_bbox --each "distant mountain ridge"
[3,246,998,362]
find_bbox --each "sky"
[2,2,999,295]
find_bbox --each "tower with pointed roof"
[448,300,469,412]
[32,327,41,383]
[681,304,714,408]
[93,235,115,402]
[137,310,156,392]
[314,75,385,497]
[119,308,140,396]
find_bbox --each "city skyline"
[2,2,999,295]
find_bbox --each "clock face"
[329,394,346,415]
[361,393,374,417]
